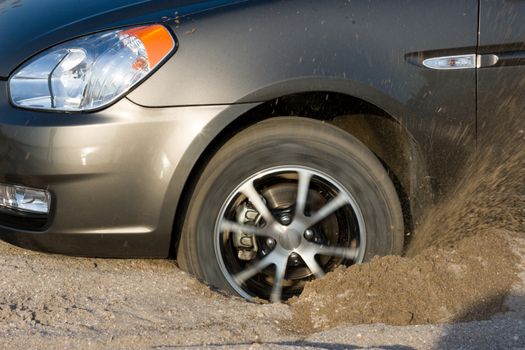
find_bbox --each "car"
[0,0,516,302]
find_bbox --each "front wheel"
[177,117,404,302]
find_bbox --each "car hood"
[0,0,236,78]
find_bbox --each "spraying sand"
[289,122,525,331]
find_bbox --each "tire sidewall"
[180,118,404,294]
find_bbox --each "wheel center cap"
[279,228,302,250]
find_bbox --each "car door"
[478,1,525,147]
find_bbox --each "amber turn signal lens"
[121,25,175,69]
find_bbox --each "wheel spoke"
[233,253,274,284]
[220,219,277,239]
[305,193,348,227]
[302,253,325,279]
[295,170,312,218]
[315,245,359,260]
[270,255,289,303]
[240,181,275,224]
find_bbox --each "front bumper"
[0,81,257,257]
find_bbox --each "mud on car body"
[0,0,519,301]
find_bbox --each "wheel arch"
[170,91,431,257]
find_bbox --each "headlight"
[9,24,176,112]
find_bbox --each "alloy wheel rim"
[214,165,366,302]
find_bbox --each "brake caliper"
[233,202,260,261]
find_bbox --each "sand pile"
[289,231,519,331]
